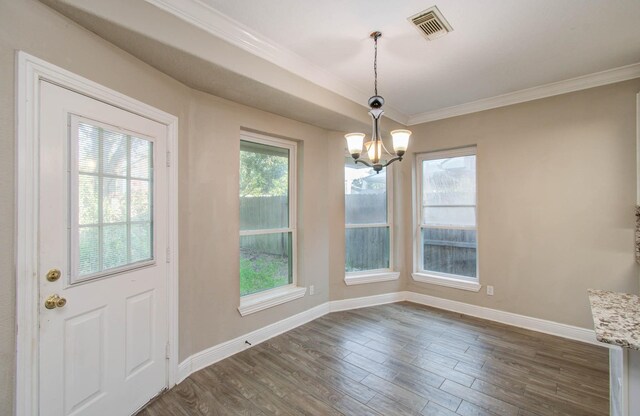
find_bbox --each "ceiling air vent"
[408,6,453,41]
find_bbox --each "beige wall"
[1,0,335,412]
[181,90,331,356]
[402,79,640,329]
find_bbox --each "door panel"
[64,308,106,414]
[125,290,155,378]
[38,81,168,416]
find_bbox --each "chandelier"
[345,31,411,173]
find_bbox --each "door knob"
[44,294,67,309]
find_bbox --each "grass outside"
[240,249,290,296]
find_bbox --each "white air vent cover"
[409,6,453,41]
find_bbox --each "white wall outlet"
[487,285,494,296]
[309,285,315,295]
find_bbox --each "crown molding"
[408,62,640,125]
[144,0,409,124]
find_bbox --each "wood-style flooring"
[138,302,609,416]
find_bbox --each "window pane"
[130,137,151,179]
[103,177,127,223]
[79,174,99,225]
[102,224,128,269]
[240,140,289,231]
[240,232,292,296]
[422,228,476,278]
[345,227,390,272]
[78,123,99,173]
[131,222,152,263]
[423,155,476,206]
[79,226,100,275]
[102,129,128,176]
[345,159,387,225]
[423,207,476,227]
[131,179,151,221]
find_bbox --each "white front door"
[38,81,169,416]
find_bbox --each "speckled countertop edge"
[588,289,640,350]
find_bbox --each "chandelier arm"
[380,139,392,156]
[354,159,374,168]
[381,156,403,168]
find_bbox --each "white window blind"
[71,118,154,283]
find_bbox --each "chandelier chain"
[373,34,378,96]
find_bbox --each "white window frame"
[413,146,481,292]
[238,131,305,316]
[344,159,399,286]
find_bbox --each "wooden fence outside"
[240,196,289,255]
[240,195,477,277]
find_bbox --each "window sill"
[411,272,481,292]
[238,286,307,316]
[344,271,400,286]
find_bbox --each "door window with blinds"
[344,159,391,273]
[416,147,477,280]
[239,134,297,296]
[70,117,154,283]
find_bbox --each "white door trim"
[15,51,180,416]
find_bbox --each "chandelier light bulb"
[365,140,383,164]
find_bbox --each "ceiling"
[43,0,640,129]
[201,0,640,119]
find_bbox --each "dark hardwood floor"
[139,302,609,416]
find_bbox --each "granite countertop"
[588,289,640,350]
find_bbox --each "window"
[414,147,479,291]
[238,132,304,315]
[71,117,154,283]
[344,159,398,285]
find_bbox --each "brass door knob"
[44,294,67,309]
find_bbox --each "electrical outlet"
[309,285,315,295]
[487,285,494,296]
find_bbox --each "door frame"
[15,51,180,416]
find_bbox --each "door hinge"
[166,246,171,263]
[166,150,171,167]
[165,342,171,359]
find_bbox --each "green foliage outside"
[240,150,288,197]
[239,254,289,296]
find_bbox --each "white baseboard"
[177,302,329,382]
[177,290,600,384]
[405,291,599,346]
[329,292,405,312]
